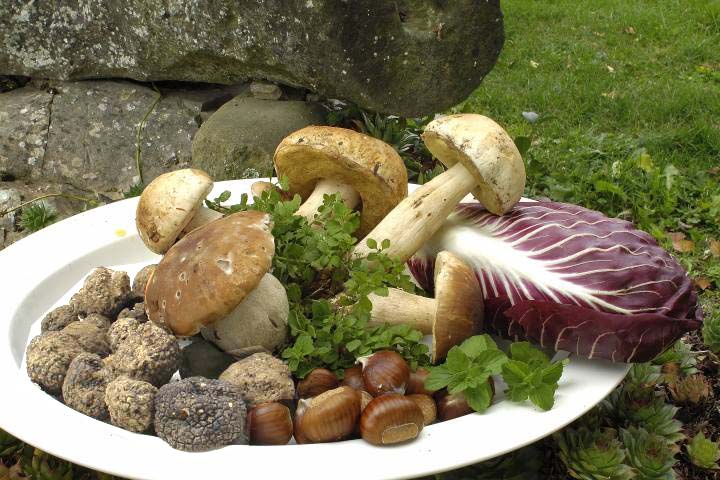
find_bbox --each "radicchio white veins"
[409,202,702,363]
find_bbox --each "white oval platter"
[0,178,629,480]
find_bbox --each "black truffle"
[62,353,111,420]
[26,331,86,394]
[154,377,248,452]
[105,376,157,433]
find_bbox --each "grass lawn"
[2,0,720,478]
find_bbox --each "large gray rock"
[192,97,326,180]
[0,87,51,179]
[0,80,245,193]
[0,1,504,116]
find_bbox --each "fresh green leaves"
[502,342,569,411]
[426,335,506,413]
[686,432,720,470]
[427,336,568,413]
[19,203,56,232]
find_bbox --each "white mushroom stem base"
[181,207,223,236]
[296,178,361,221]
[367,288,435,334]
[353,162,474,262]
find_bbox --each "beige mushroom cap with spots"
[144,211,275,336]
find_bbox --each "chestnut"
[297,368,339,398]
[360,390,373,412]
[436,391,473,421]
[248,402,293,445]
[341,364,365,390]
[407,393,437,426]
[360,350,410,397]
[406,368,436,396]
[294,386,361,443]
[360,393,424,445]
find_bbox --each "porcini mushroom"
[367,251,483,362]
[353,114,525,262]
[145,211,288,354]
[135,169,223,254]
[274,126,408,236]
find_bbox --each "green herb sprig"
[502,342,569,411]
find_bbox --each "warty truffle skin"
[70,267,132,317]
[132,265,157,299]
[154,377,248,452]
[106,318,180,387]
[105,377,157,433]
[219,352,295,408]
[62,353,111,420]
[41,304,78,332]
[26,331,86,395]
[61,313,112,356]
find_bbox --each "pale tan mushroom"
[135,169,222,254]
[366,251,483,363]
[144,211,288,354]
[273,126,407,236]
[353,114,525,262]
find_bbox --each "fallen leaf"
[693,277,712,290]
[606,65,616,73]
[710,239,720,257]
[624,26,636,35]
[637,152,654,172]
[709,166,720,175]
[664,164,680,190]
[530,60,539,68]
[667,232,695,252]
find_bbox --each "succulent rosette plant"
[409,201,703,363]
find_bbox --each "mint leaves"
[502,342,569,411]
[427,336,568,413]
[426,335,507,412]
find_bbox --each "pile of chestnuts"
[246,350,483,446]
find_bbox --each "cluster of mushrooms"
[25,113,525,451]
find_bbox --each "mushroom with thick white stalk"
[367,251,483,362]
[353,114,525,262]
[144,211,289,355]
[135,168,223,254]
[273,126,408,236]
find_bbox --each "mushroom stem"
[296,178,361,221]
[181,207,223,236]
[367,289,436,334]
[251,181,277,198]
[353,162,475,262]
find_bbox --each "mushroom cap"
[105,376,157,433]
[422,114,525,215]
[200,273,289,354]
[62,352,111,420]
[145,211,274,336]
[432,251,484,363]
[154,377,248,452]
[274,126,408,236]
[135,169,214,254]
[218,353,295,408]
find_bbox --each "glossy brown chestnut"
[406,368,436,395]
[297,368,339,398]
[341,364,365,390]
[436,391,473,421]
[360,394,424,445]
[248,402,293,445]
[294,386,361,443]
[360,350,410,397]
[407,394,437,426]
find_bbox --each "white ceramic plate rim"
[0,179,629,480]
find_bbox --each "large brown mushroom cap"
[432,251,484,362]
[273,126,408,236]
[422,114,525,215]
[145,211,275,336]
[135,169,214,254]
